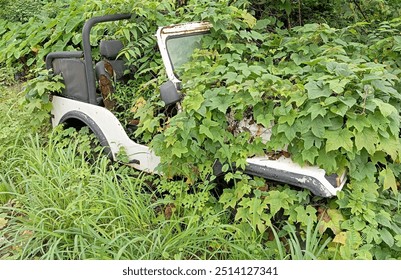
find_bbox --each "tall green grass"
[0,85,248,260]
[0,85,332,260]
[0,131,244,259]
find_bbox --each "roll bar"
[82,13,132,105]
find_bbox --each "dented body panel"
[246,157,346,197]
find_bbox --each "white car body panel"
[246,157,346,197]
[156,21,213,86]
[51,95,160,172]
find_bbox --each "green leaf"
[278,110,297,125]
[339,96,357,108]
[264,190,290,216]
[182,92,204,112]
[376,211,392,228]
[311,119,325,138]
[223,72,238,84]
[364,228,380,244]
[367,111,389,131]
[381,168,398,193]
[241,11,256,28]
[372,80,398,96]
[354,128,378,154]
[377,137,400,160]
[245,197,267,231]
[305,81,332,99]
[326,62,353,77]
[328,78,349,94]
[213,95,233,113]
[171,142,188,158]
[373,99,397,117]
[349,158,376,181]
[303,133,320,149]
[330,103,349,117]
[324,129,354,152]
[319,209,344,235]
[379,228,394,247]
[347,114,371,132]
[219,189,237,209]
[301,146,319,164]
[199,124,214,139]
[353,219,366,231]
[234,180,252,199]
[294,205,316,226]
[254,103,274,127]
[288,90,307,107]
[316,150,338,173]
[307,103,327,120]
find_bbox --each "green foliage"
[279,219,333,260]
[0,124,261,260]
[0,85,35,148]
[0,66,17,86]
[2,0,401,260]
[0,0,44,23]
[23,69,64,129]
[247,0,401,28]
[131,2,401,259]
[0,1,84,72]
[0,0,148,72]
[147,6,401,183]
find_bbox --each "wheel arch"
[59,110,113,159]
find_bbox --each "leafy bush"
[248,0,401,28]
[0,0,44,23]
[133,2,401,258]
[2,0,401,259]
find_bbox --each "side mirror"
[160,81,181,106]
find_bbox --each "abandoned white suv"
[46,14,346,197]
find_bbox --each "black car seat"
[95,40,127,109]
[95,40,127,80]
[48,52,89,103]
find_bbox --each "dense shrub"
[248,0,401,27]
[0,0,43,23]
[1,0,401,259]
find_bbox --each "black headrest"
[99,40,124,59]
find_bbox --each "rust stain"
[160,21,212,35]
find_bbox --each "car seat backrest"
[96,40,126,80]
[100,40,123,59]
[53,58,89,102]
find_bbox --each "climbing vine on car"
[134,3,401,259]
[2,0,401,259]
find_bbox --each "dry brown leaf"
[164,203,175,220]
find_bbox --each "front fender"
[51,95,161,172]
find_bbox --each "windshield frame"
[165,32,208,79]
[156,21,212,87]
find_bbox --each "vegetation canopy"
[1,0,401,260]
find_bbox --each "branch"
[298,0,302,26]
[352,0,369,22]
